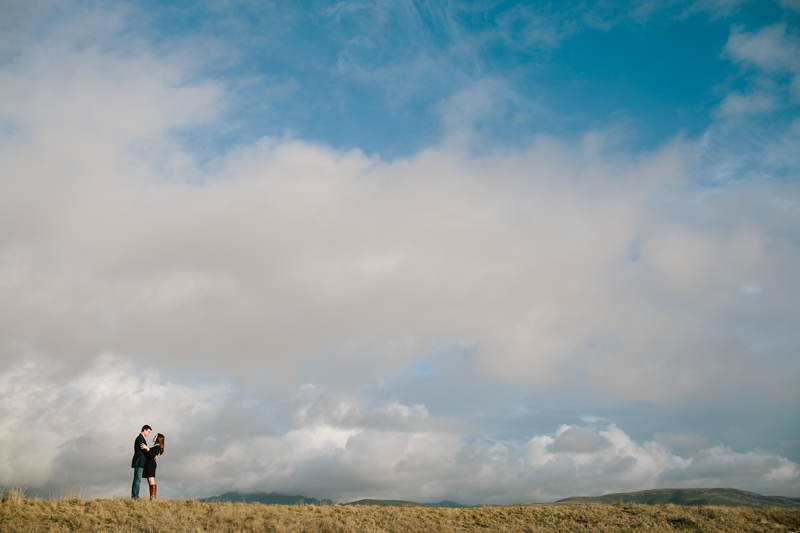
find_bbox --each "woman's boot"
[149,484,155,500]
[153,485,157,500]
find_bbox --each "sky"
[1,0,800,504]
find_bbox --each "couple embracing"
[131,425,165,500]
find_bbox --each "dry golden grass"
[2,490,799,532]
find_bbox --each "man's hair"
[141,425,152,432]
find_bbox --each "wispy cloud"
[726,23,800,74]
[716,92,777,116]
[724,23,800,104]
[701,21,800,182]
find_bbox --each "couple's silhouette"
[131,425,165,500]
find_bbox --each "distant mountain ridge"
[345,499,466,508]
[199,488,800,509]
[198,492,334,506]
[197,491,465,507]
[556,488,800,508]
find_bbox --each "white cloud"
[724,24,800,100]
[1,357,798,502]
[726,24,799,72]
[716,92,777,116]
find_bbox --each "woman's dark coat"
[143,445,162,479]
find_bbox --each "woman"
[141,433,164,500]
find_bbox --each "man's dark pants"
[131,467,144,498]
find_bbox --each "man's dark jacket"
[131,434,147,468]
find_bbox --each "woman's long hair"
[154,433,165,455]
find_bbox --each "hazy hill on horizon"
[198,492,334,506]
[556,488,800,508]
[198,492,465,508]
[345,499,466,508]
[198,488,800,509]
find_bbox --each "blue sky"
[124,0,794,157]
[1,0,800,503]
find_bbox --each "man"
[131,425,151,499]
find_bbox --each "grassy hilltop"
[2,490,800,533]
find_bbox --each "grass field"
[2,490,799,532]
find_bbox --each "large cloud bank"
[1,357,798,502]
[2,26,799,405]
